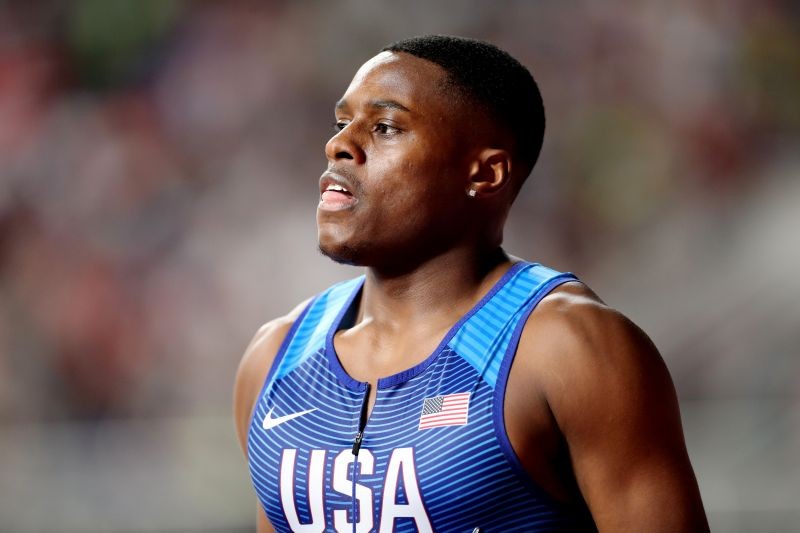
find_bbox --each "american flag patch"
[418,392,470,430]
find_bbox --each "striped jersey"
[247,262,596,532]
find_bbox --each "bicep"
[544,309,707,531]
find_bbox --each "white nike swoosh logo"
[262,407,317,430]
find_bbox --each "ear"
[466,148,512,197]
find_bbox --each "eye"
[332,120,349,132]
[374,122,401,136]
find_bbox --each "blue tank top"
[247,262,596,532]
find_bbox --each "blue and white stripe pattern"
[247,262,593,532]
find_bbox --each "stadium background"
[0,1,798,531]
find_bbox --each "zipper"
[352,382,370,455]
[351,382,371,532]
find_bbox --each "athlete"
[234,35,709,532]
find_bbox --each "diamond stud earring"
[467,188,477,197]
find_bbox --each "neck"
[357,245,514,328]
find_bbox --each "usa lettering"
[279,447,432,533]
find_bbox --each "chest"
[250,349,514,532]
[246,265,583,531]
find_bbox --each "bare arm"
[520,284,708,532]
[255,504,274,533]
[233,299,311,533]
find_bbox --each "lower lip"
[319,190,358,211]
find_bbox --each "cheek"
[371,166,432,218]
[363,143,464,224]
[370,187,450,247]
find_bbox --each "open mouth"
[319,182,357,211]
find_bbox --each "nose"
[325,126,365,165]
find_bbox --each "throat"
[362,248,514,323]
[333,324,450,385]
[333,252,519,385]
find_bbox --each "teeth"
[326,184,348,193]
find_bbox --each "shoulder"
[517,280,673,422]
[522,280,649,350]
[509,280,708,529]
[520,281,664,385]
[233,297,313,454]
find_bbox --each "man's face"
[317,51,476,268]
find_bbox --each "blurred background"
[0,0,797,531]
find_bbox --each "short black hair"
[382,35,545,184]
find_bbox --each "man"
[234,35,708,532]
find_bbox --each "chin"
[317,239,365,266]
[317,219,367,265]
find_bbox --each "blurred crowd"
[0,0,798,531]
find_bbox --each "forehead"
[337,51,452,115]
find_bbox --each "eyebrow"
[335,98,412,114]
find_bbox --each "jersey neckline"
[324,261,529,391]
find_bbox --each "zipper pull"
[352,430,364,455]
[352,383,371,456]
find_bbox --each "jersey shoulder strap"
[264,275,364,390]
[448,262,578,389]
